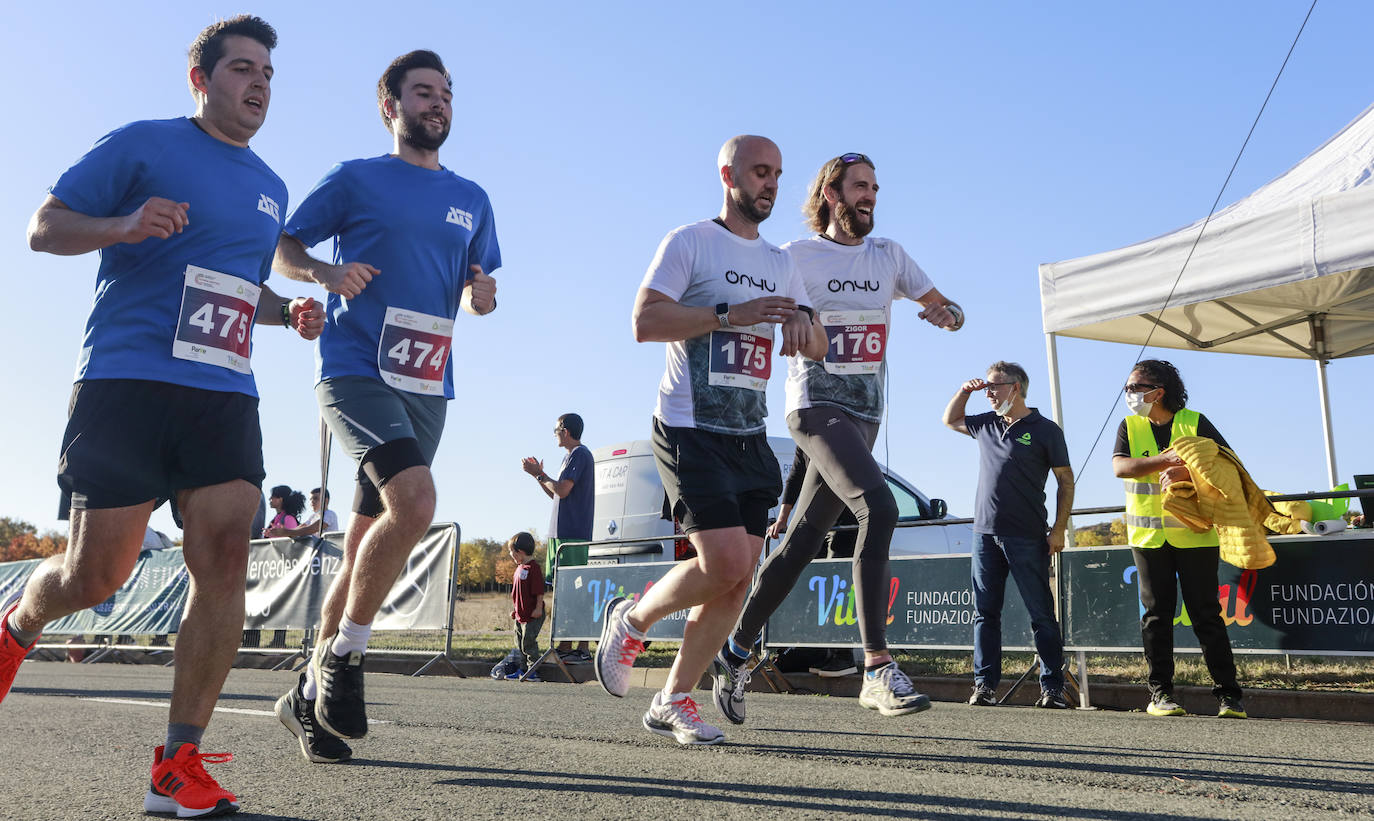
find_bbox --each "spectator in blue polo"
[944,361,1074,709]
[521,412,595,662]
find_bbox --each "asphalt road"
[2,662,1372,820]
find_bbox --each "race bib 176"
[821,309,887,375]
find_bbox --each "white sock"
[331,615,372,657]
[302,666,318,700]
[621,605,648,639]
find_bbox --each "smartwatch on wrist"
[715,302,730,329]
[279,301,292,327]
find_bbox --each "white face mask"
[1124,392,1153,417]
[993,398,1013,416]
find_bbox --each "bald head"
[718,135,779,183]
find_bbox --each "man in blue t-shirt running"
[272,49,501,763]
[1,16,323,818]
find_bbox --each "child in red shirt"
[508,532,546,680]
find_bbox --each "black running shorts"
[651,417,781,537]
[57,378,264,516]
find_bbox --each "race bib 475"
[172,265,259,374]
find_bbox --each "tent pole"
[1315,358,1339,488]
[1045,332,1066,426]
[1045,332,1074,548]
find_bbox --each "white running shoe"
[643,691,725,746]
[593,597,645,698]
[859,662,932,716]
[711,650,750,725]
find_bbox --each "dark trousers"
[515,613,545,670]
[1132,544,1241,700]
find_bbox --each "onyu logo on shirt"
[724,269,776,293]
[828,279,880,292]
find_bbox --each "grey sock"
[4,614,40,648]
[165,723,205,757]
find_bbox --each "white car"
[586,437,972,564]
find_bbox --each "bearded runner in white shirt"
[712,153,964,724]
[594,135,824,746]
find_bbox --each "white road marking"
[79,696,391,724]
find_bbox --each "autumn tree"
[0,517,67,563]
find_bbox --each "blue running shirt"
[51,118,287,396]
[284,156,502,400]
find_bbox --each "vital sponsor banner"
[551,554,1036,649]
[552,562,691,641]
[245,524,457,631]
[1059,534,1374,653]
[765,556,1035,649]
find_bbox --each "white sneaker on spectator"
[643,691,725,746]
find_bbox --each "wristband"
[798,305,815,320]
[279,301,292,327]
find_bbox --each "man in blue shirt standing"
[943,361,1074,710]
[2,16,323,817]
[272,49,500,764]
[522,412,595,662]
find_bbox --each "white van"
[587,437,972,564]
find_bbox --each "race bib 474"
[378,306,454,394]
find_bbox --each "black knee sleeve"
[352,437,427,517]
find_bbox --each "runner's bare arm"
[796,311,828,360]
[914,285,962,330]
[273,233,378,299]
[777,309,814,357]
[632,288,796,343]
[461,264,496,315]
[257,283,324,340]
[28,194,189,256]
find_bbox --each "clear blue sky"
[1,1,1366,541]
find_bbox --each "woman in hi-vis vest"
[1110,360,1246,720]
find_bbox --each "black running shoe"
[312,641,368,739]
[276,672,352,763]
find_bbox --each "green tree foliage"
[1073,517,1127,548]
[458,534,548,591]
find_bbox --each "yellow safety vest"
[1123,408,1219,549]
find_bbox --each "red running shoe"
[143,744,239,818]
[0,600,38,705]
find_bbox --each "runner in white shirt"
[711,153,964,724]
[594,135,823,745]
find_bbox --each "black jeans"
[1132,544,1241,700]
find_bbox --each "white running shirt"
[641,220,810,435]
[782,235,934,422]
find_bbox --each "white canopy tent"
[1039,102,1374,487]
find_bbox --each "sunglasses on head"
[839,152,873,166]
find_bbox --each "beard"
[396,110,450,152]
[833,196,874,238]
[732,187,774,224]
